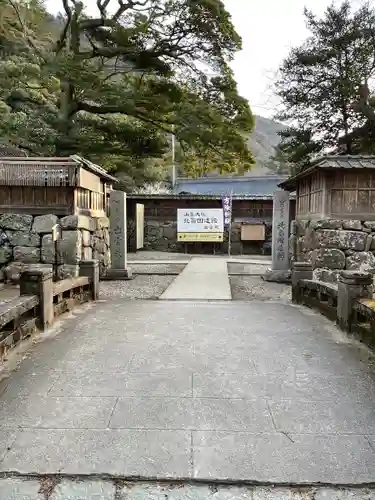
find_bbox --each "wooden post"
[20,269,54,330]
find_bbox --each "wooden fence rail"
[0,260,99,364]
[292,263,375,350]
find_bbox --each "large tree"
[275,1,375,172]
[1,0,254,185]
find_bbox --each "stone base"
[262,268,292,284]
[100,268,133,281]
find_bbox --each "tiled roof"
[0,145,27,157]
[279,155,375,191]
[172,175,287,199]
[320,155,375,169]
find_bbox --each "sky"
[45,0,367,119]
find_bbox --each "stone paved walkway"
[0,297,375,485]
[160,257,232,300]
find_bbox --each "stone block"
[0,245,12,264]
[103,249,111,267]
[82,230,91,247]
[60,215,94,231]
[103,228,110,246]
[342,220,362,230]
[316,229,340,248]
[13,246,40,263]
[96,216,110,229]
[313,268,341,283]
[145,224,162,240]
[302,227,318,250]
[82,246,93,260]
[3,262,27,283]
[92,236,106,254]
[296,219,308,236]
[346,252,375,273]
[59,230,82,264]
[32,214,58,234]
[0,213,33,231]
[162,224,177,240]
[5,230,40,247]
[338,230,367,251]
[365,234,373,251]
[311,248,345,269]
[57,264,80,279]
[41,234,59,264]
[364,221,375,231]
[0,231,8,246]
[311,219,342,230]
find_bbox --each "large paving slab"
[160,257,231,300]
[1,479,375,499]
[0,299,375,483]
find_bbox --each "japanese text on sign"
[221,195,232,227]
[177,208,224,242]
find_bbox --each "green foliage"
[0,0,254,186]
[275,1,375,172]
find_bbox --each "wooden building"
[0,155,117,217]
[279,155,375,220]
[127,193,296,255]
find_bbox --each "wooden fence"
[292,263,375,350]
[0,260,99,363]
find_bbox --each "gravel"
[99,275,176,300]
[228,262,270,275]
[230,275,291,302]
[128,251,191,261]
[130,264,186,274]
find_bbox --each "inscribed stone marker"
[105,190,132,279]
[271,190,290,271]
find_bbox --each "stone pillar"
[104,190,132,280]
[20,268,54,330]
[337,271,373,332]
[262,190,291,283]
[291,262,313,303]
[79,260,99,300]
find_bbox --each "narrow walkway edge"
[160,257,231,300]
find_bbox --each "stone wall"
[293,219,375,283]
[139,219,272,255]
[0,213,110,283]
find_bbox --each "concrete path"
[160,257,232,300]
[0,299,375,485]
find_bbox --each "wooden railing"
[292,263,375,350]
[0,261,99,364]
[0,295,40,361]
[294,279,338,322]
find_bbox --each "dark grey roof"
[70,155,118,183]
[279,155,375,191]
[0,145,27,157]
[320,155,375,169]
[128,193,276,201]
[172,175,287,199]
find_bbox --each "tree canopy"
[0,0,255,188]
[275,1,375,172]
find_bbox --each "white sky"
[45,0,368,118]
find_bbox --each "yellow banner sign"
[177,232,224,242]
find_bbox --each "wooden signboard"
[136,203,144,249]
[241,224,265,241]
